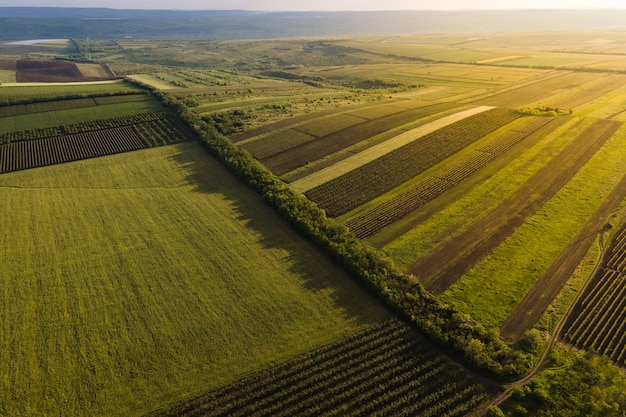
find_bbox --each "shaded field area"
[149,319,489,417]
[410,119,621,294]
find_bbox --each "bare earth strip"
[409,119,622,294]
[291,106,494,193]
[501,170,626,342]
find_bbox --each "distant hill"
[1,8,626,40]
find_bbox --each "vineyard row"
[0,110,174,145]
[563,223,626,367]
[148,319,489,417]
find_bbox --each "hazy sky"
[4,0,626,10]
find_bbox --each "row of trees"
[135,80,538,380]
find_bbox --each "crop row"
[0,116,193,174]
[305,108,520,217]
[241,114,365,160]
[345,116,553,238]
[241,129,316,159]
[292,113,366,138]
[243,112,366,161]
[150,319,489,417]
[0,111,171,145]
[562,223,626,366]
[92,93,152,105]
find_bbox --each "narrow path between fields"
[290,105,494,193]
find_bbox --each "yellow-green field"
[0,142,390,416]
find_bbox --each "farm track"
[147,320,489,417]
[410,119,622,294]
[500,169,626,342]
[344,116,555,239]
[300,107,516,217]
[261,102,459,176]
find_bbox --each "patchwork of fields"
[7,31,626,415]
[0,79,491,416]
[232,51,626,360]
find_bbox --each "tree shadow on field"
[167,142,390,327]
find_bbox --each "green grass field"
[0,142,390,416]
[7,30,626,415]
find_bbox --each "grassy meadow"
[0,142,390,416]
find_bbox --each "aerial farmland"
[2,16,626,416]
